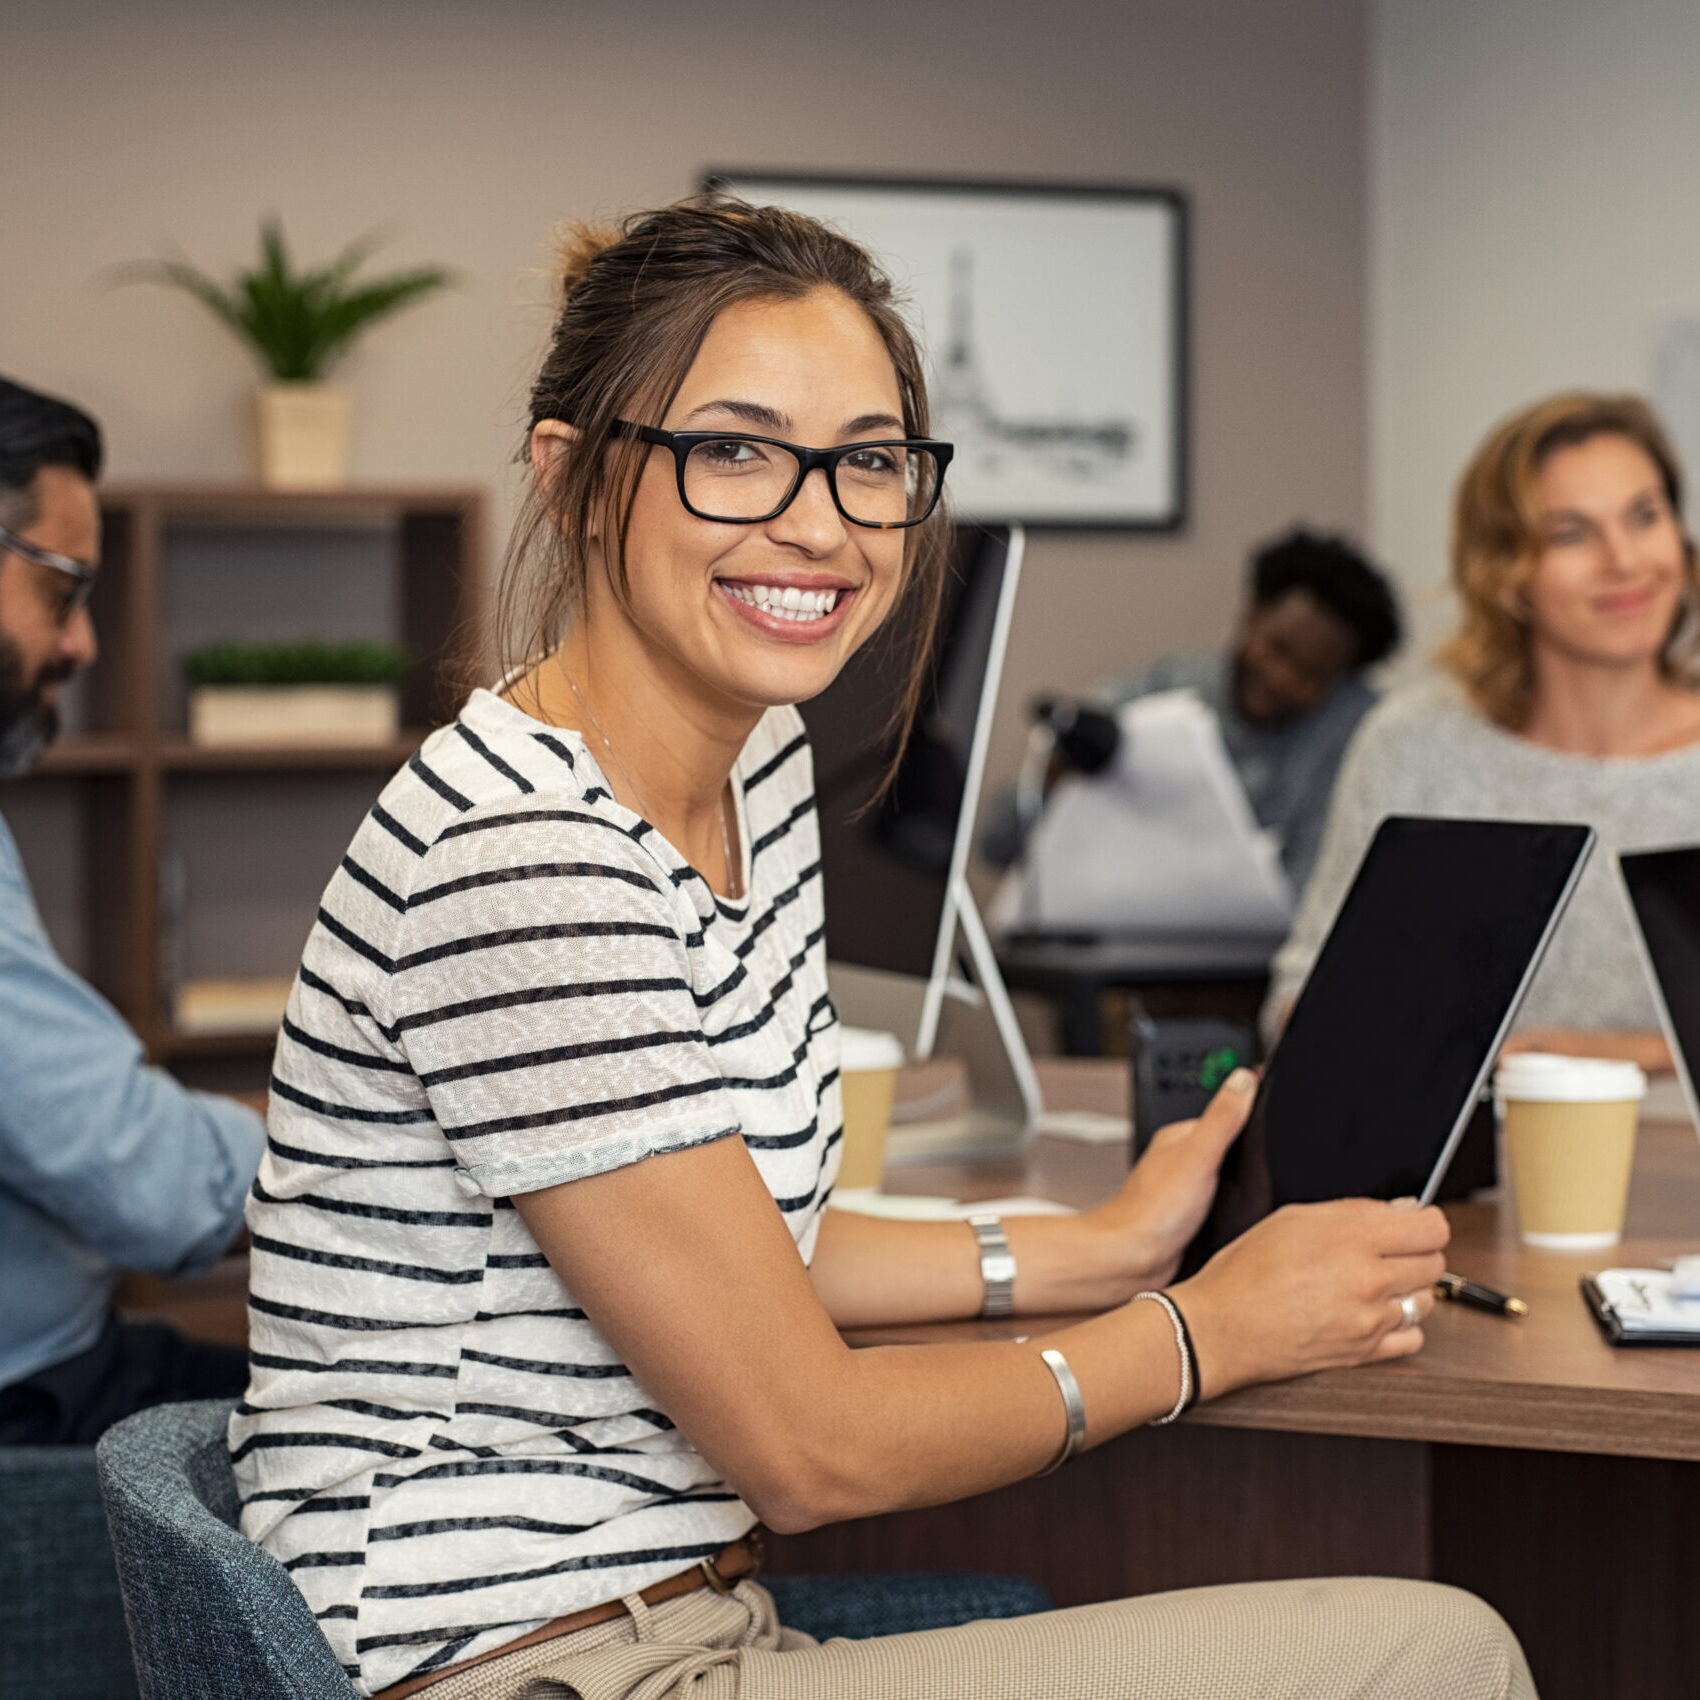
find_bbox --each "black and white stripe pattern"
[231,690,840,1695]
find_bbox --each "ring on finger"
[1398,1292,1422,1330]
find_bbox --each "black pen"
[1434,1272,1528,1318]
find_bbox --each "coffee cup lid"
[841,1026,905,1073]
[1494,1051,1647,1103]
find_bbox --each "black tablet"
[1618,844,1700,1131]
[1180,816,1593,1275]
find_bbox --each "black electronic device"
[1130,1015,1259,1157]
[1179,816,1593,1276]
[1619,844,1700,1131]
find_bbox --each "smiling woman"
[231,196,1531,1700]
[1268,392,1700,1072]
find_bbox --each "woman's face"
[599,288,911,715]
[1524,433,1689,672]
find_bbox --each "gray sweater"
[1267,675,1700,1037]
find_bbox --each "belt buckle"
[699,1529,765,1594]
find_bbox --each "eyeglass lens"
[683,439,942,527]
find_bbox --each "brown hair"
[499,193,951,772]
[1439,391,1700,727]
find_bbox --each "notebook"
[1581,1269,1700,1346]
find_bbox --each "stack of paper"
[1003,689,1294,935]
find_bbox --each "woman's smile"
[713,573,859,641]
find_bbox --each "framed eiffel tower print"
[703,171,1187,530]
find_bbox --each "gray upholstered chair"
[0,1444,140,1700]
[97,1399,1050,1700]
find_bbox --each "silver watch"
[967,1214,1017,1318]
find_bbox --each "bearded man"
[0,376,264,1443]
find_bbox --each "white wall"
[1371,0,1700,664]
[5,0,1368,799]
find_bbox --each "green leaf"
[114,220,454,381]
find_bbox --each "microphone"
[1030,696,1121,775]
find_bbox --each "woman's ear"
[530,419,577,503]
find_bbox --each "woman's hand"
[1500,1026,1671,1073]
[1079,1068,1258,1293]
[1173,1197,1450,1399]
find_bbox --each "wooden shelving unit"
[12,484,486,1083]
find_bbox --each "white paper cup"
[838,1027,905,1190]
[1495,1053,1647,1250]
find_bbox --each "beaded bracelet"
[1133,1289,1201,1425]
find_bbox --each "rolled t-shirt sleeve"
[393,806,741,1197]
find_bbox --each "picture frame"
[703,171,1188,530]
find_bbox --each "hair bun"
[552,220,623,301]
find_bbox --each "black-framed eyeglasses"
[611,421,953,530]
[0,523,99,624]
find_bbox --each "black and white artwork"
[706,173,1187,529]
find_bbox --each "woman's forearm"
[740,1299,1188,1532]
[808,1205,1144,1329]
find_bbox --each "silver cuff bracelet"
[1034,1346,1087,1475]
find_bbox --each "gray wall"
[1370,0,1700,667]
[4,0,1368,805]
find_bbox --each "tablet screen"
[1181,816,1592,1274]
[1619,845,1700,1120]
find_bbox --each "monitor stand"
[830,875,1044,1161]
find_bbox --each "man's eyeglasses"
[0,523,99,625]
[611,421,953,530]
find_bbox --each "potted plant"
[184,640,408,746]
[121,222,451,488]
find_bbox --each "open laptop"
[1619,845,1700,1127]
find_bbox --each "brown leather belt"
[372,1534,764,1700]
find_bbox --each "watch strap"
[967,1213,1017,1318]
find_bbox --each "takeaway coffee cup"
[837,1026,906,1190]
[1495,1052,1647,1250]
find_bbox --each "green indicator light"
[1198,1047,1242,1091]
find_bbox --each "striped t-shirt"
[230,688,841,1696]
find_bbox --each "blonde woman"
[1268,392,1700,1069]
[233,197,1527,1700]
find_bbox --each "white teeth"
[721,583,841,621]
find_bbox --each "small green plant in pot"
[184,640,409,747]
[121,222,452,489]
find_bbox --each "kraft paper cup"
[838,1027,905,1190]
[1495,1052,1647,1250]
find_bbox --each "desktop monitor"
[800,523,1040,1138]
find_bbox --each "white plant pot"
[189,684,400,747]
[255,384,353,489]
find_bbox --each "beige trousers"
[421,1575,1536,1700]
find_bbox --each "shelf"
[33,735,140,774]
[22,481,485,1095]
[33,734,430,775]
[148,1027,280,1059]
[158,735,426,772]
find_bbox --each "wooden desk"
[765,1066,1700,1700]
[121,1062,1700,1698]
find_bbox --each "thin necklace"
[561,668,742,900]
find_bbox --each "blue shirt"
[0,809,265,1389]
